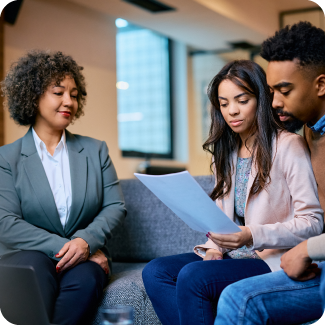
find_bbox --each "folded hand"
[88,249,110,275]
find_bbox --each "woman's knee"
[177,262,203,292]
[142,256,180,296]
[143,257,171,280]
[142,258,164,288]
[60,261,107,297]
[77,261,106,289]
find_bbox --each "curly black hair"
[2,50,87,126]
[261,21,325,73]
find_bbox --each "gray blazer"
[0,128,126,268]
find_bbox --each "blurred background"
[0,0,324,178]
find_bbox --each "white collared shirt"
[32,128,72,229]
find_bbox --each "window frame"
[117,30,174,159]
[279,7,323,28]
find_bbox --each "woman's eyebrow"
[218,92,248,100]
[234,92,247,99]
[52,85,78,91]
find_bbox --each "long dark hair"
[203,60,283,200]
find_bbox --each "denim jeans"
[142,253,271,325]
[214,262,325,325]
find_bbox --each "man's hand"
[88,249,110,275]
[208,226,253,249]
[280,240,321,281]
[55,238,90,273]
[203,249,223,261]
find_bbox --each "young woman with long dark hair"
[142,60,323,325]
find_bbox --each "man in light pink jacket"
[215,21,325,325]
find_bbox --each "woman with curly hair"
[142,60,323,325]
[0,50,126,325]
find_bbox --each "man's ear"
[316,74,325,96]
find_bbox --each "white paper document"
[134,171,241,234]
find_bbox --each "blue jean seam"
[237,283,321,325]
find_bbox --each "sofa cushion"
[108,176,215,262]
[92,262,161,325]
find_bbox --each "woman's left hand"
[207,226,253,249]
[88,249,110,275]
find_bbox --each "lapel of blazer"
[243,135,277,217]
[21,128,65,236]
[64,130,88,235]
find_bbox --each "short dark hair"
[261,21,325,73]
[2,50,87,126]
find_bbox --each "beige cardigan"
[194,131,324,272]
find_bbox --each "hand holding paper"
[207,226,252,248]
[134,171,240,234]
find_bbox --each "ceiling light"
[115,18,128,28]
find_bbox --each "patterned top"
[234,157,252,217]
[227,157,261,260]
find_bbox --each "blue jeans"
[214,262,325,325]
[142,253,271,325]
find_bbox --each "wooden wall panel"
[0,14,3,147]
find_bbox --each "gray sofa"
[91,175,318,325]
